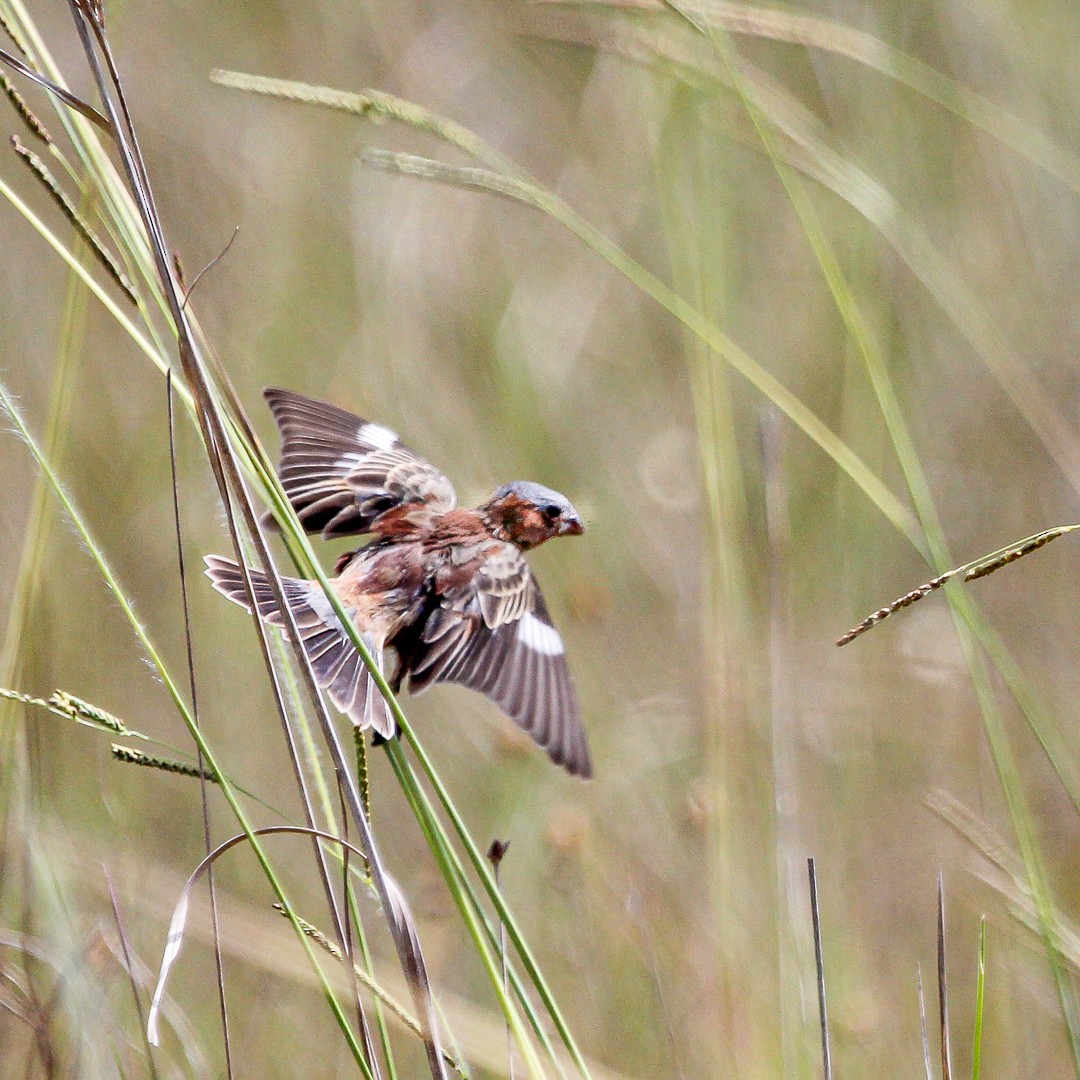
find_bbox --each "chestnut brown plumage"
[205,388,592,778]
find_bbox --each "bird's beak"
[559,515,585,536]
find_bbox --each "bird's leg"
[370,726,401,746]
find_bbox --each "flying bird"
[204,388,592,778]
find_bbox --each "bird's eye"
[542,503,562,519]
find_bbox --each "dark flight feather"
[265,387,457,538]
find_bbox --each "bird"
[204,388,592,778]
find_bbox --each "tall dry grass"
[4,1,1080,1077]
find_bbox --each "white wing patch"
[516,612,564,656]
[358,422,398,451]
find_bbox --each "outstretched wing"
[406,545,591,778]
[204,555,395,737]
[264,388,457,539]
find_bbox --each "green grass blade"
[972,917,987,1080]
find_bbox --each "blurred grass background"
[6,0,1080,1076]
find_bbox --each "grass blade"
[972,918,987,1080]
[807,859,832,1080]
[938,873,953,1080]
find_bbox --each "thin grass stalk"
[336,782,381,1076]
[761,405,806,1074]
[972,918,987,1080]
[104,868,161,1080]
[149,829,388,1024]
[945,594,1080,1066]
[346,884,401,1080]
[807,859,832,1080]
[672,5,941,545]
[917,963,934,1080]
[0,233,91,1073]
[938,873,953,1080]
[487,842,516,1080]
[652,92,760,1072]
[0,230,88,690]
[383,740,584,1077]
[263,625,342,840]
[166,376,233,1080]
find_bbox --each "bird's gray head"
[484,481,585,548]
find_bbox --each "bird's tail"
[203,555,394,737]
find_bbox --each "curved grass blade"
[147,823,443,1078]
[212,68,920,544]
[527,13,1080,497]
[522,0,1080,198]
